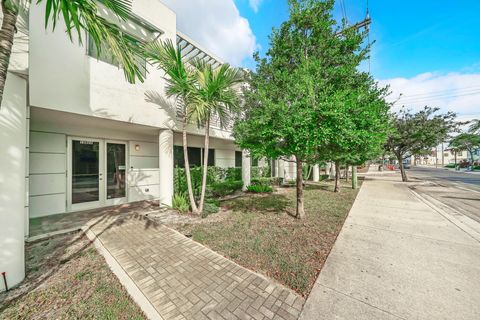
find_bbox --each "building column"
[242,149,251,191]
[325,162,332,179]
[330,162,336,178]
[278,159,285,179]
[313,164,320,182]
[0,73,27,291]
[159,129,173,207]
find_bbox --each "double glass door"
[68,137,127,211]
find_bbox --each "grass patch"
[175,179,362,296]
[0,233,145,319]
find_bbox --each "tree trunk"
[334,161,340,193]
[352,165,358,189]
[396,153,408,182]
[198,117,210,214]
[295,156,305,219]
[345,165,349,182]
[0,1,19,107]
[469,149,475,170]
[182,114,198,214]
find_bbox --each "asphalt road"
[407,166,480,224]
[408,166,480,190]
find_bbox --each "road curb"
[409,188,480,243]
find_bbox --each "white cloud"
[379,72,480,121]
[160,0,257,67]
[249,0,263,13]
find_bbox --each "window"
[252,157,259,167]
[88,34,146,78]
[88,36,119,66]
[173,146,215,168]
[235,151,242,168]
[202,148,215,167]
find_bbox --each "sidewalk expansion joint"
[317,284,407,320]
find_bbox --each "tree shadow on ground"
[1,203,159,310]
[223,193,291,215]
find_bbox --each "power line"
[394,90,480,105]
[396,85,480,99]
[396,87,480,102]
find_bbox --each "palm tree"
[190,60,243,213]
[145,39,199,214]
[0,0,145,107]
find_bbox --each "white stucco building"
[0,0,256,291]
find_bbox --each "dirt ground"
[0,232,145,319]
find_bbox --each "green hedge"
[210,180,243,197]
[174,166,243,199]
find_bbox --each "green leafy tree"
[385,106,457,182]
[449,133,480,167]
[320,76,390,192]
[189,60,243,214]
[234,0,376,218]
[146,40,199,213]
[0,0,146,106]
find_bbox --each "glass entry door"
[105,142,127,205]
[68,138,127,211]
[69,138,103,211]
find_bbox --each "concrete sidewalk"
[300,172,480,320]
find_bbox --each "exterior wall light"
[135,144,140,151]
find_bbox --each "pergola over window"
[176,31,223,68]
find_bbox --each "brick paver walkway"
[87,212,304,320]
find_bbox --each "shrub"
[202,201,219,218]
[247,184,273,193]
[251,165,271,179]
[444,164,456,168]
[319,174,329,181]
[251,177,268,185]
[225,167,242,181]
[210,180,243,198]
[172,193,189,213]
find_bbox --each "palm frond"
[40,0,144,83]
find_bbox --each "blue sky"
[234,0,480,80]
[166,0,480,120]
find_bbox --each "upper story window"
[87,34,147,78]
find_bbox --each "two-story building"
[0,0,268,291]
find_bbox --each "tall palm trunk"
[334,161,341,193]
[198,116,210,214]
[295,155,305,219]
[182,113,198,214]
[0,1,18,106]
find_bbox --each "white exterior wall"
[29,131,67,217]
[158,130,174,206]
[29,1,177,130]
[215,149,236,168]
[28,108,161,218]
[28,1,234,142]
[0,73,28,291]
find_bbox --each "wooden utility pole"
[335,17,371,36]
